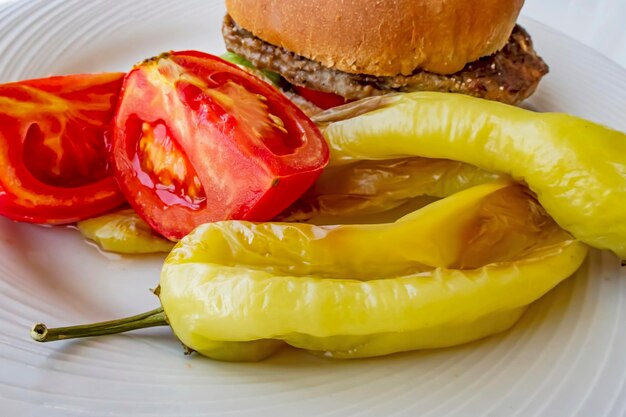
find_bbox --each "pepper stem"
[31,307,168,343]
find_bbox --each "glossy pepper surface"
[159,182,587,360]
[279,156,506,222]
[318,92,626,258]
[77,209,174,254]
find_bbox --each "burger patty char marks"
[222,15,549,105]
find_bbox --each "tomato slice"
[110,51,329,240]
[292,85,350,109]
[0,73,126,224]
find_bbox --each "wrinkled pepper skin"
[319,92,626,258]
[279,156,506,222]
[159,183,587,360]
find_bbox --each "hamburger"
[221,0,548,113]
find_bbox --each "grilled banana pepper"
[159,182,587,360]
[278,156,506,222]
[317,92,626,258]
[78,209,174,254]
[32,182,587,361]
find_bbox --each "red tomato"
[110,51,329,240]
[292,85,350,109]
[0,73,126,224]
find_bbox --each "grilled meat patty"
[222,15,548,105]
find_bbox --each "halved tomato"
[110,51,329,240]
[0,73,126,224]
[292,85,350,109]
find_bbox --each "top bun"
[225,0,524,76]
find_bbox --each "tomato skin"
[292,85,350,109]
[110,51,329,240]
[0,73,126,224]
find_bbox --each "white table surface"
[0,0,624,69]
[524,0,626,69]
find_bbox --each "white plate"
[1,1,626,416]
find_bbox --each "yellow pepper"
[77,208,175,254]
[156,182,586,359]
[318,92,626,258]
[32,182,585,361]
[33,182,587,362]
[279,156,506,222]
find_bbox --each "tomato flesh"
[111,51,329,240]
[135,120,206,207]
[292,85,350,109]
[0,73,126,224]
